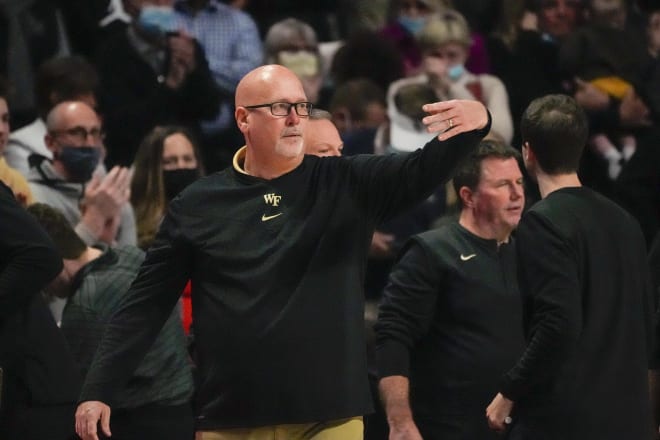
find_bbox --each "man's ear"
[523,142,535,162]
[235,107,249,132]
[44,133,58,154]
[459,186,474,208]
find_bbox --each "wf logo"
[264,193,282,207]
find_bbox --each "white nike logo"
[460,253,476,261]
[261,213,283,222]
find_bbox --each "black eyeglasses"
[51,126,105,143]
[244,101,313,117]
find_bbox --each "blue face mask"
[57,146,101,183]
[448,64,466,81]
[398,16,427,36]
[137,6,178,37]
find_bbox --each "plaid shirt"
[175,0,263,131]
[63,245,193,408]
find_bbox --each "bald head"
[44,100,103,183]
[46,101,99,132]
[235,65,305,108]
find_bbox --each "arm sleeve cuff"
[376,339,411,379]
[78,383,115,407]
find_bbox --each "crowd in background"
[2,0,660,439]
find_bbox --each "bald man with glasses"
[75,64,491,440]
[27,101,136,250]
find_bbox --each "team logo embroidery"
[262,193,282,221]
[261,213,283,222]
[263,193,282,206]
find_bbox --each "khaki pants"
[196,416,363,440]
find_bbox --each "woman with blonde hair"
[392,8,513,144]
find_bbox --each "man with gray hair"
[305,108,344,157]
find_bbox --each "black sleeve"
[0,182,62,320]
[375,237,445,378]
[499,211,582,400]
[647,231,660,311]
[79,199,192,404]
[347,113,491,224]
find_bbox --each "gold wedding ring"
[448,118,454,129]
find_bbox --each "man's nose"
[511,184,523,199]
[285,107,300,125]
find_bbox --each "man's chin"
[275,140,304,159]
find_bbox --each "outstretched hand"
[422,99,488,142]
[75,401,112,440]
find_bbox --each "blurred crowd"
[1,0,660,439]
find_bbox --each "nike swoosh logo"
[261,213,283,222]
[460,254,476,261]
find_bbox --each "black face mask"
[163,168,200,201]
[57,146,101,183]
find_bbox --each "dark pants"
[417,413,502,440]
[0,403,77,440]
[100,403,194,440]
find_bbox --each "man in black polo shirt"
[376,140,526,440]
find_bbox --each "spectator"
[59,0,131,60]
[380,0,451,76]
[330,29,405,101]
[131,125,203,335]
[560,0,660,243]
[27,101,136,248]
[0,75,33,205]
[131,125,203,250]
[264,18,324,105]
[4,55,99,177]
[412,9,513,143]
[367,81,448,300]
[245,0,347,42]
[93,0,221,167]
[175,0,263,172]
[328,78,388,156]
[488,0,584,147]
[0,0,72,127]
[28,203,194,440]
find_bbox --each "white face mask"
[278,50,319,77]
